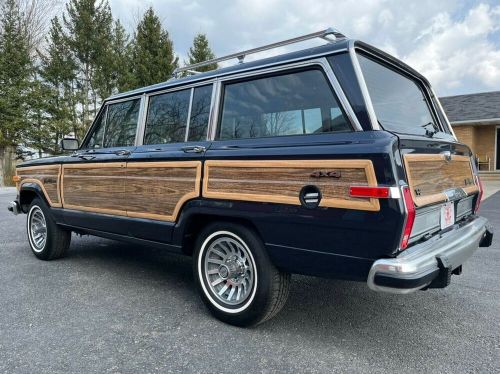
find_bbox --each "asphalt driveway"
[0,188,498,373]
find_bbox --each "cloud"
[406,3,500,95]
[109,0,500,96]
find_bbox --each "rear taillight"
[400,186,416,250]
[474,175,483,213]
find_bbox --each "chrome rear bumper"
[367,216,492,294]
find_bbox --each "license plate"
[440,202,455,230]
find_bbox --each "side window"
[85,107,107,149]
[144,89,191,145]
[104,99,141,148]
[217,69,351,140]
[187,85,212,141]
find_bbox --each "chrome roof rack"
[173,27,346,78]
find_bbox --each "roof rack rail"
[173,27,346,78]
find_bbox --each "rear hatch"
[355,48,481,248]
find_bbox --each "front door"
[61,97,141,234]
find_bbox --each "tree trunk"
[0,146,5,187]
[3,147,16,187]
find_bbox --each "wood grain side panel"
[125,161,202,221]
[403,154,479,207]
[203,160,380,211]
[62,163,127,216]
[17,165,62,207]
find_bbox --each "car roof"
[107,38,351,102]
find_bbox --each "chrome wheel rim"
[28,206,47,252]
[203,234,255,307]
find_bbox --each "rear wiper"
[422,122,438,138]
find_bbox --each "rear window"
[217,69,351,140]
[357,54,436,136]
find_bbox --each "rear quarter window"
[217,69,351,140]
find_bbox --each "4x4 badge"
[310,170,341,178]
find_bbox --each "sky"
[108,0,500,97]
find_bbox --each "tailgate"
[399,139,480,245]
[403,153,479,207]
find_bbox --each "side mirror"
[60,138,79,151]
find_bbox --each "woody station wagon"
[8,29,493,326]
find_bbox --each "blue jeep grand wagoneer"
[8,29,493,326]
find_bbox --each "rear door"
[126,83,213,243]
[355,51,479,246]
[61,97,141,234]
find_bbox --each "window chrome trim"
[184,88,195,142]
[208,57,363,139]
[207,82,220,141]
[105,95,143,106]
[135,94,148,146]
[348,40,380,130]
[144,79,216,99]
[322,58,363,131]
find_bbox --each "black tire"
[193,222,290,327]
[26,197,71,260]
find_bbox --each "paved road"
[0,190,498,373]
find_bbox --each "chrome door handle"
[114,149,131,156]
[181,145,206,153]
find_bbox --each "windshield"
[357,53,440,137]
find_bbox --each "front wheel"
[27,197,71,260]
[194,222,290,327]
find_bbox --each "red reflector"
[400,186,416,250]
[474,175,483,213]
[349,186,390,198]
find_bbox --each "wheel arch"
[176,212,263,257]
[19,183,50,213]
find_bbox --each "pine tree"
[62,0,114,138]
[36,16,78,154]
[111,20,134,92]
[94,19,134,95]
[187,33,217,72]
[0,0,32,185]
[130,7,178,88]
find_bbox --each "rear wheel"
[194,222,290,327]
[27,197,71,260]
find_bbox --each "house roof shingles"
[439,91,500,123]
